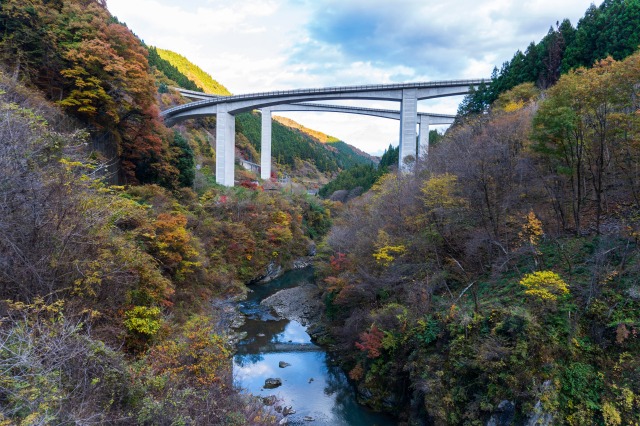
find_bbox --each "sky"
[106,0,602,156]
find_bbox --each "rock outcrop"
[264,378,282,389]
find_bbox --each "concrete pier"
[399,89,418,170]
[419,115,430,160]
[215,107,235,186]
[260,107,272,180]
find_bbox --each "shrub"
[519,271,569,301]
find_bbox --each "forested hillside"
[318,144,398,198]
[0,0,185,186]
[460,0,640,114]
[155,48,232,95]
[317,129,446,199]
[0,1,332,424]
[236,111,373,178]
[316,50,640,424]
[274,115,377,168]
[273,115,341,143]
[147,45,203,92]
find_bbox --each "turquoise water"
[233,268,396,425]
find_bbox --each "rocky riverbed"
[233,267,397,426]
[260,283,323,326]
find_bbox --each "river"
[233,267,397,426]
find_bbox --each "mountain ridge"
[156,48,232,96]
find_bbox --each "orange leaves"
[146,316,231,388]
[57,5,155,120]
[146,213,201,280]
[349,363,365,381]
[38,1,178,185]
[324,276,346,293]
[355,325,385,359]
[329,252,347,272]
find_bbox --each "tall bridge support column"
[216,106,236,187]
[260,107,272,180]
[399,88,418,171]
[418,115,430,161]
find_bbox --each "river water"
[233,267,396,426]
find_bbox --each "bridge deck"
[270,102,456,120]
[162,79,485,186]
[162,79,485,118]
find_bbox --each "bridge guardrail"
[162,79,487,117]
[272,103,456,118]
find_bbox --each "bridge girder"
[161,80,484,186]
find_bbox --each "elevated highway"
[161,80,484,186]
[261,103,455,179]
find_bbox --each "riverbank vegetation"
[0,69,333,423]
[316,50,640,424]
[2,0,640,424]
[0,0,335,423]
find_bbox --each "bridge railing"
[273,103,456,118]
[162,79,486,117]
[162,100,213,116]
[173,87,208,96]
[218,78,486,101]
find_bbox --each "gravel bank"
[260,283,323,326]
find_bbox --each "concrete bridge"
[162,80,484,186]
[261,104,455,180]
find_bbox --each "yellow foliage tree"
[420,173,467,240]
[519,270,569,301]
[493,82,541,112]
[519,210,544,246]
[146,315,231,388]
[421,173,466,212]
[372,229,406,267]
[147,213,201,280]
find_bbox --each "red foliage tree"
[355,325,384,359]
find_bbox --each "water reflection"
[233,268,396,425]
[272,320,310,344]
[234,352,264,366]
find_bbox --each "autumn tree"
[0,0,181,187]
[533,52,640,233]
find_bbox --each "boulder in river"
[257,261,283,283]
[282,406,296,416]
[262,395,277,406]
[260,284,323,326]
[279,361,291,368]
[264,378,283,389]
